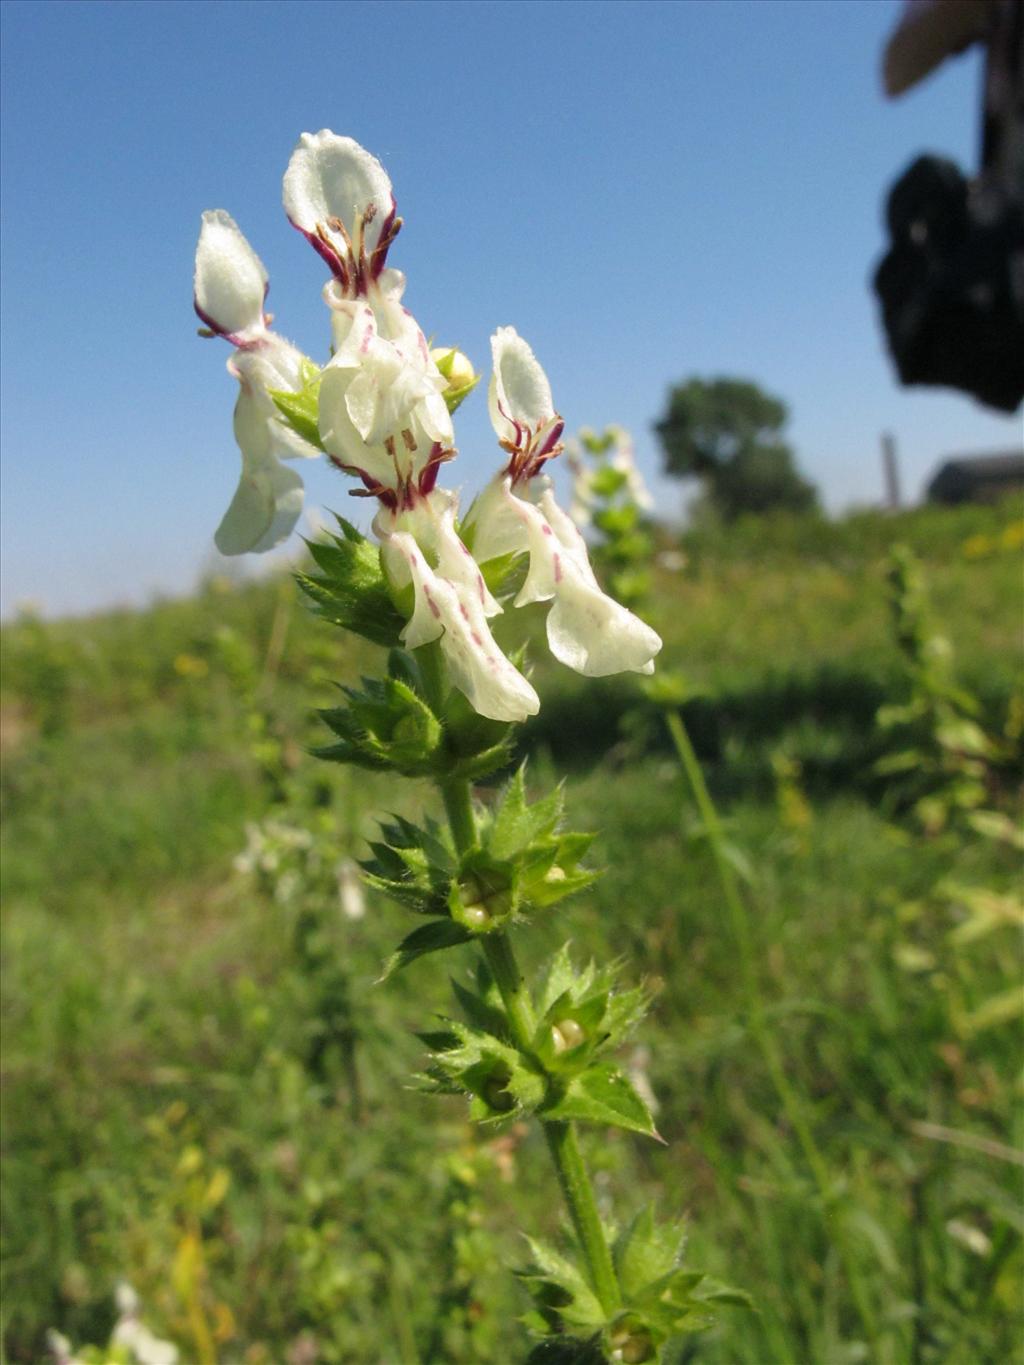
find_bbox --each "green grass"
[2,501,1021,1363]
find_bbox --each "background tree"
[654,377,819,519]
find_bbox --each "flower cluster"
[194,131,661,721]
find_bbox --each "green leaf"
[691,1277,755,1311]
[379,919,473,981]
[490,766,563,859]
[450,975,509,1040]
[317,675,444,776]
[521,1239,606,1330]
[269,359,325,450]
[589,465,629,499]
[613,1207,687,1299]
[298,517,405,647]
[541,1064,658,1137]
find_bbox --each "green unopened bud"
[431,347,480,413]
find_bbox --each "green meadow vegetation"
[2,499,1021,1364]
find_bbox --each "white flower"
[318,295,452,504]
[464,330,662,678]
[193,210,319,555]
[375,491,539,723]
[193,208,268,345]
[488,326,564,483]
[111,1283,179,1365]
[606,426,654,512]
[282,131,455,507]
[283,130,400,296]
[337,858,366,920]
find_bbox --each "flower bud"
[551,1018,586,1054]
[608,1320,656,1364]
[430,346,480,413]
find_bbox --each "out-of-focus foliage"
[2,498,1021,1363]
[654,376,818,519]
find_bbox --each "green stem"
[665,708,880,1350]
[439,777,477,860]
[481,932,535,1050]
[435,769,621,1317]
[545,1121,622,1315]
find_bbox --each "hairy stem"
[665,708,880,1350]
[436,770,621,1317]
[544,1121,622,1315]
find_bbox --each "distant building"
[925,451,1024,504]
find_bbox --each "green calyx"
[298,517,405,648]
[269,358,325,451]
[521,1207,752,1362]
[368,766,598,979]
[419,948,657,1137]
[313,643,514,782]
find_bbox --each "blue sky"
[1,0,1019,617]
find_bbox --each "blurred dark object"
[875,0,1024,412]
[874,155,1024,411]
[925,449,1024,502]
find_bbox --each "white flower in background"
[193,210,320,555]
[606,425,654,512]
[45,1331,81,1365]
[565,436,596,528]
[47,1285,178,1365]
[111,1282,179,1365]
[337,858,367,920]
[464,329,662,678]
[567,425,653,529]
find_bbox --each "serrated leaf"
[521,1239,606,1330]
[361,871,440,915]
[691,1278,755,1311]
[538,945,579,1016]
[541,1064,658,1137]
[313,739,390,771]
[613,1207,686,1298]
[379,919,473,981]
[297,519,404,647]
[490,767,564,859]
[451,976,509,1039]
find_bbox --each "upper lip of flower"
[282,130,402,295]
[488,326,565,484]
[193,209,272,347]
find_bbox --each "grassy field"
[2,501,1022,1363]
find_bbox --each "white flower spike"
[465,329,662,678]
[193,212,319,555]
